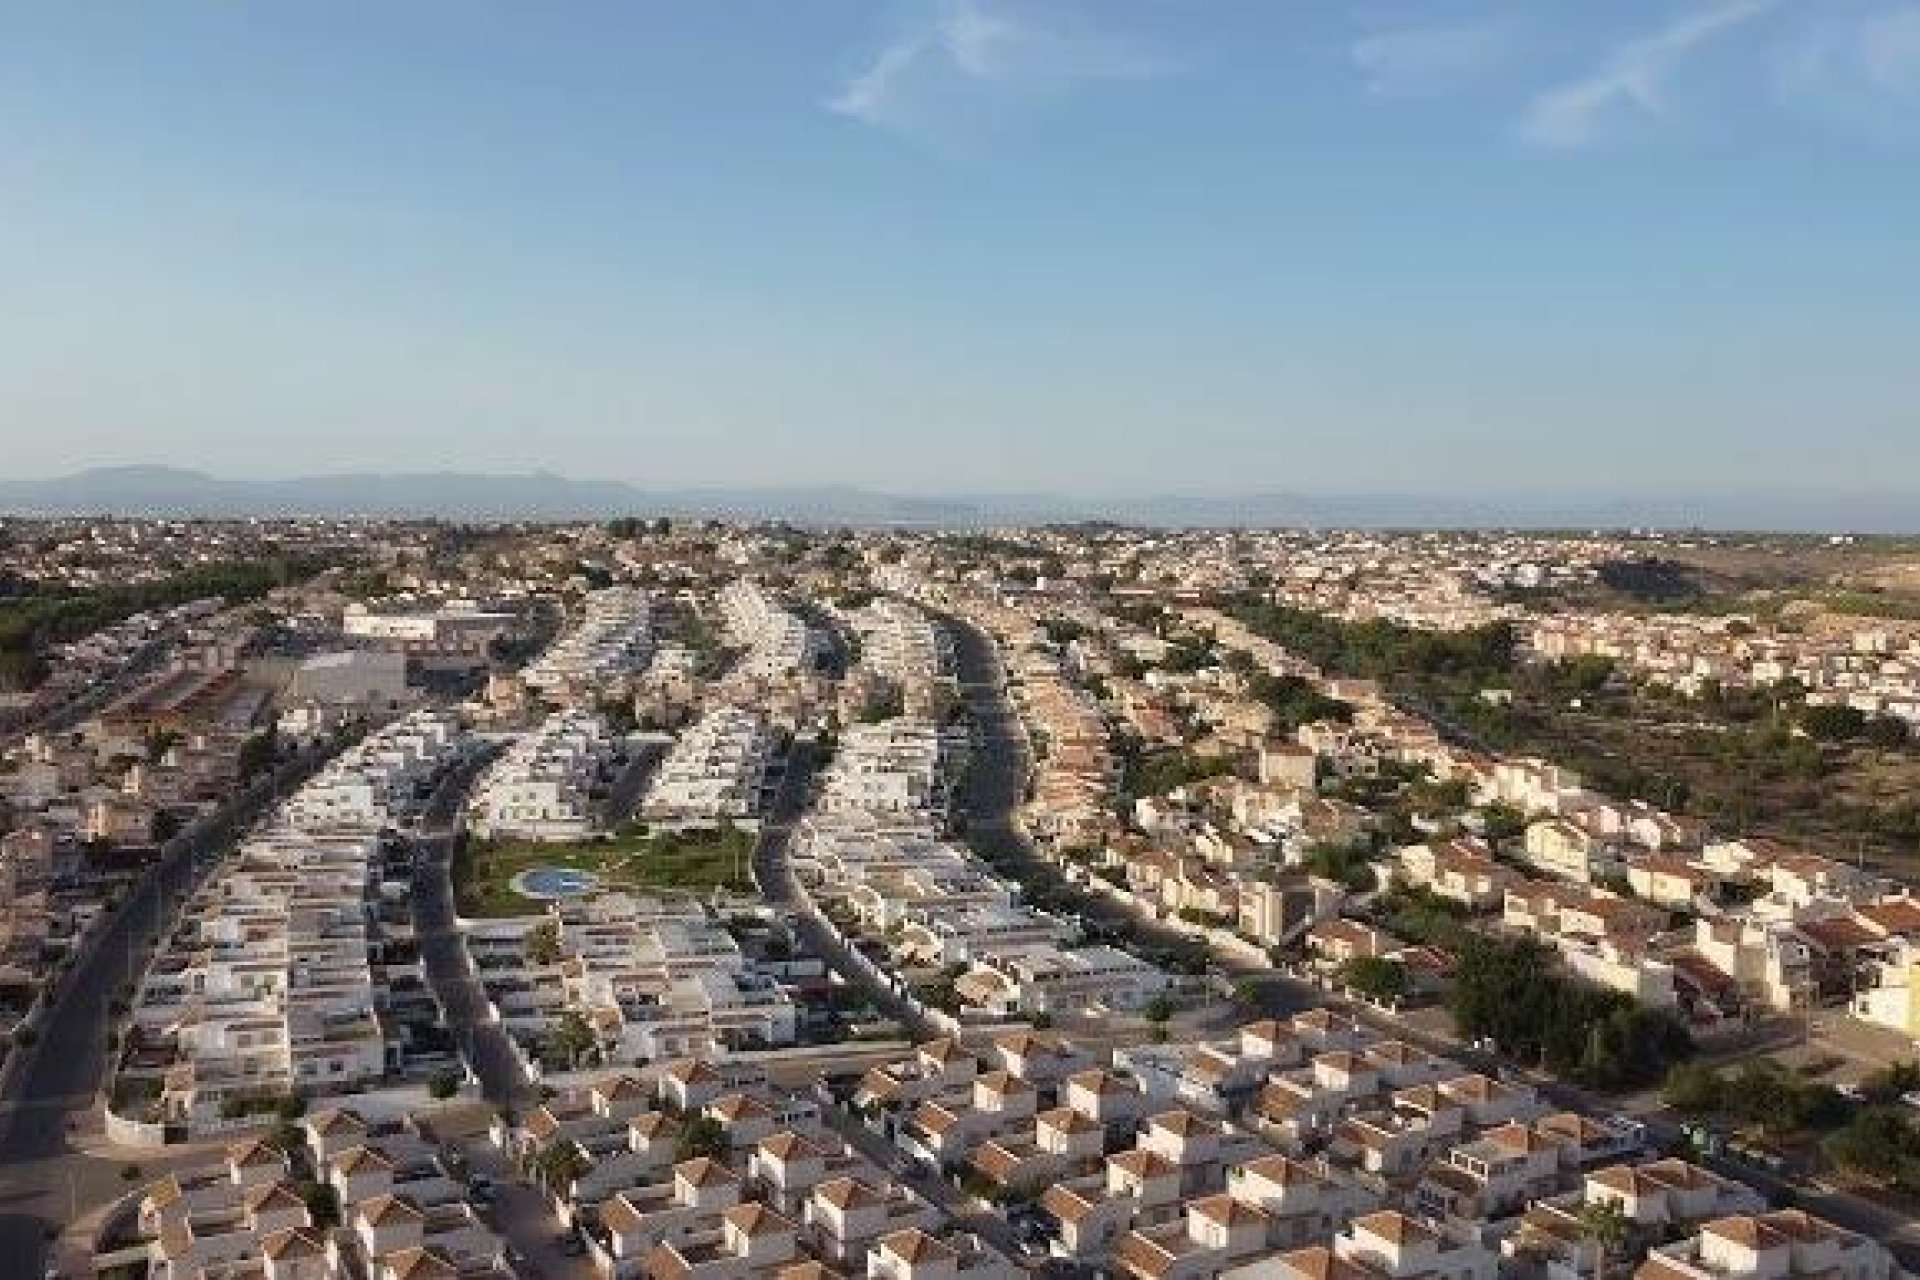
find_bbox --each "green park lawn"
[452,824,756,918]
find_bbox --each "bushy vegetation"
[1451,936,1692,1090]
[1245,671,1353,733]
[1120,747,1235,800]
[1303,841,1379,893]
[1825,1107,1920,1189]
[1663,1059,1849,1137]
[0,554,334,691]
[1225,598,1516,687]
[1340,955,1410,1002]
[1596,557,1702,603]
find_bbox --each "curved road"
[410,746,539,1111]
[750,743,936,1042]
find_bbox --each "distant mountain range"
[0,465,1914,532]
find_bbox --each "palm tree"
[1577,1199,1633,1280]
[534,1139,590,1196]
[548,1012,599,1069]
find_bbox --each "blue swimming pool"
[516,866,602,899]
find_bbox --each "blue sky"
[2,0,1917,498]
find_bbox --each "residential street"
[411,743,541,1111]
[750,742,938,1041]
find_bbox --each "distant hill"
[0,466,1914,532]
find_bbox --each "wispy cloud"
[827,0,1171,148]
[1520,0,1777,149]
[1846,3,1920,93]
[1351,17,1519,99]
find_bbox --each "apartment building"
[642,707,778,828]
[469,707,617,840]
[129,711,469,1128]
[521,587,654,703]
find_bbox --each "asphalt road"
[411,745,540,1111]
[750,743,937,1041]
[933,608,1267,975]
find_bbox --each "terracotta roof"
[881,1228,959,1266]
[1038,1106,1102,1135]
[977,1069,1035,1096]
[725,1201,794,1237]
[1237,1154,1325,1187]
[971,1141,1027,1183]
[646,1242,695,1280]
[759,1130,823,1162]
[1271,1245,1378,1280]
[1701,1216,1787,1250]
[358,1193,424,1226]
[709,1092,774,1122]
[917,1036,967,1063]
[262,1226,326,1260]
[600,1193,648,1236]
[1796,915,1881,951]
[1068,1068,1131,1096]
[244,1180,306,1215]
[1352,1210,1435,1248]
[307,1108,368,1135]
[1109,1148,1178,1180]
[1041,1183,1099,1224]
[379,1246,460,1280]
[332,1144,394,1175]
[1189,1193,1271,1229]
[1148,1109,1220,1138]
[1856,897,1920,937]
[595,1073,650,1101]
[228,1136,282,1167]
[1113,1230,1177,1280]
[815,1176,884,1211]
[775,1264,846,1280]
[666,1058,721,1085]
[675,1156,739,1188]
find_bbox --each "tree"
[1861,1060,1920,1104]
[1799,704,1867,742]
[596,695,638,737]
[1865,715,1912,750]
[533,1139,591,1194]
[1143,995,1174,1026]
[1824,1108,1920,1186]
[1479,803,1529,844]
[237,728,279,781]
[429,1071,462,1101]
[149,809,184,845]
[547,1012,599,1069]
[1576,1199,1633,1280]
[1558,656,1618,696]
[525,919,562,965]
[299,1180,341,1228]
[1661,1061,1725,1114]
[1341,957,1411,1004]
[675,1115,728,1162]
[1450,935,1690,1089]
[1305,842,1379,894]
